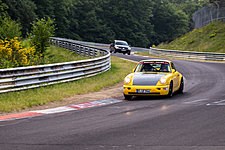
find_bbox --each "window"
[135,61,171,73]
[171,62,176,71]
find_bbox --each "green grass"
[21,39,89,64]
[157,21,225,53]
[0,56,136,113]
[44,45,89,64]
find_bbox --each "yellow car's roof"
[140,59,172,63]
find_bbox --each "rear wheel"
[167,82,173,97]
[124,94,132,100]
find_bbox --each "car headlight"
[160,77,167,84]
[124,74,132,84]
[128,47,131,50]
[125,77,131,84]
[115,46,119,49]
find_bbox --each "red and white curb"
[0,99,122,122]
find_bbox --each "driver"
[160,64,169,72]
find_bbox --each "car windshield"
[135,61,171,73]
[115,41,128,46]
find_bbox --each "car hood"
[132,73,167,86]
[116,45,130,48]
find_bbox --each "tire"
[167,82,173,97]
[178,78,184,94]
[127,51,131,55]
[109,47,113,53]
[124,94,132,100]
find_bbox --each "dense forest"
[1,0,208,47]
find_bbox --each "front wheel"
[127,51,131,55]
[178,78,184,94]
[124,94,132,100]
[167,82,173,97]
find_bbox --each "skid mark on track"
[184,99,209,104]
[207,100,225,106]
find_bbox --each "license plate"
[137,89,150,94]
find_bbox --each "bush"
[29,17,55,57]
[0,17,22,40]
[0,37,39,68]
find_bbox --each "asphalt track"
[1,53,225,150]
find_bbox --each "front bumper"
[115,48,130,53]
[123,85,170,96]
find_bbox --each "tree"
[151,0,189,45]
[52,0,71,38]
[0,0,8,19]
[168,0,208,29]
[32,0,55,19]
[3,0,37,36]
[97,0,154,47]
[69,0,115,43]
[30,18,55,57]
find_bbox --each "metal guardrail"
[0,37,111,94]
[150,47,225,61]
[68,39,150,52]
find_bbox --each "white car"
[110,40,131,55]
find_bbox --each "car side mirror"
[172,69,176,73]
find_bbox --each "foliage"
[0,37,38,68]
[151,0,189,45]
[98,0,154,47]
[29,17,55,57]
[0,17,22,40]
[2,0,36,36]
[32,0,55,19]
[168,0,208,29]
[3,0,211,47]
[0,0,8,18]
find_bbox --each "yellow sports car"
[123,59,184,100]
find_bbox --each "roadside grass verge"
[21,38,89,65]
[44,45,90,63]
[0,56,136,113]
[157,21,225,53]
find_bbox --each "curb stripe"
[68,102,100,109]
[0,99,123,122]
[31,106,76,114]
[0,112,43,121]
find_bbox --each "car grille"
[118,47,128,50]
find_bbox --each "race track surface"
[0,53,225,150]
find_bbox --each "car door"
[171,62,180,91]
